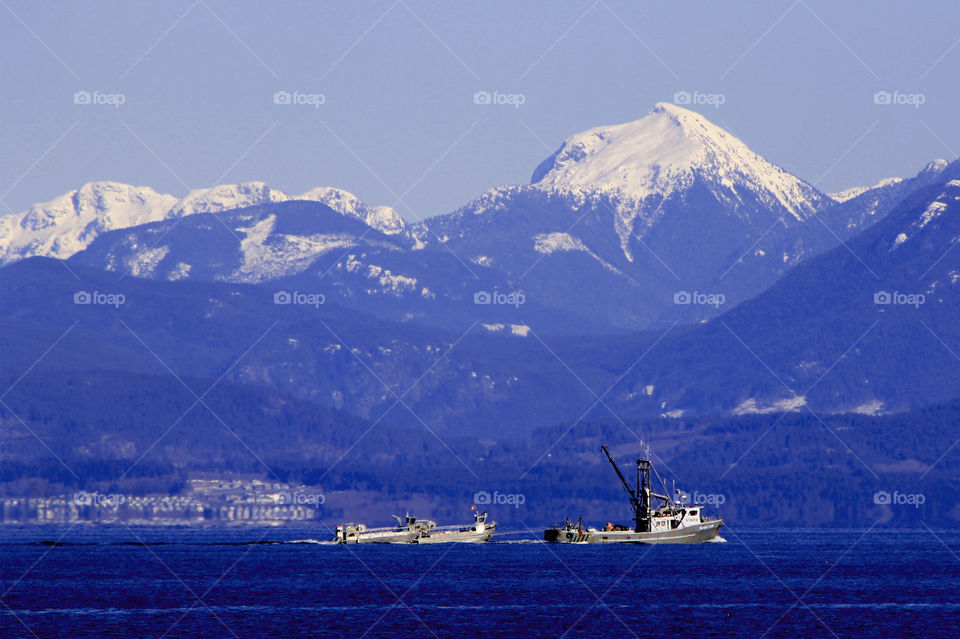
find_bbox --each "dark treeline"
[0,369,957,527]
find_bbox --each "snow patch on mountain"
[851,399,885,416]
[127,245,170,278]
[481,323,531,337]
[231,214,360,283]
[511,324,530,337]
[733,396,807,415]
[534,231,588,254]
[471,255,493,267]
[533,232,627,276]
[168,262,192,281]
[339,254,418,297]
[919,201,948,228]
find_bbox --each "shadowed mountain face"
[1,105,958,466]
[69,200,594,334]
[2,175,958,436]
[599,177,960,418]
[0,256,626,437]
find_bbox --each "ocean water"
[0,527,957,638]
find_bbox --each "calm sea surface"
[0,527,957,638]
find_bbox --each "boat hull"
[339,530,420,544]
[415,523,496,544]
[545,519,722,544]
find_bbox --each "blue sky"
[1,0,958,220]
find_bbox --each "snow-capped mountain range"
[0,181,403,265]
[3,102,954,332]
[1,107,958,431]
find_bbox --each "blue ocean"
[1,527,957,637]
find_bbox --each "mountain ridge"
[0,180,404,266]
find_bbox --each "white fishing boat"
[545,444,723,544]
[415,508,496,544]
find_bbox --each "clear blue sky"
[1,0,958,220]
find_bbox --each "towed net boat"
[335,509,496,544]
[334,514,424,544]
[415,509,495,544]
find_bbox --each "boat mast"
[601,445,648,533]
[636,458,651,532]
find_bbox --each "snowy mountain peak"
[829,177,904,203]
[919,158,949,178]
[297,187,404,234]
[174,182,405,234]
[169,182,286,218]
[530,102,826,222]
[0,182,178,263]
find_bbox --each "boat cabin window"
[689,510,698,517]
